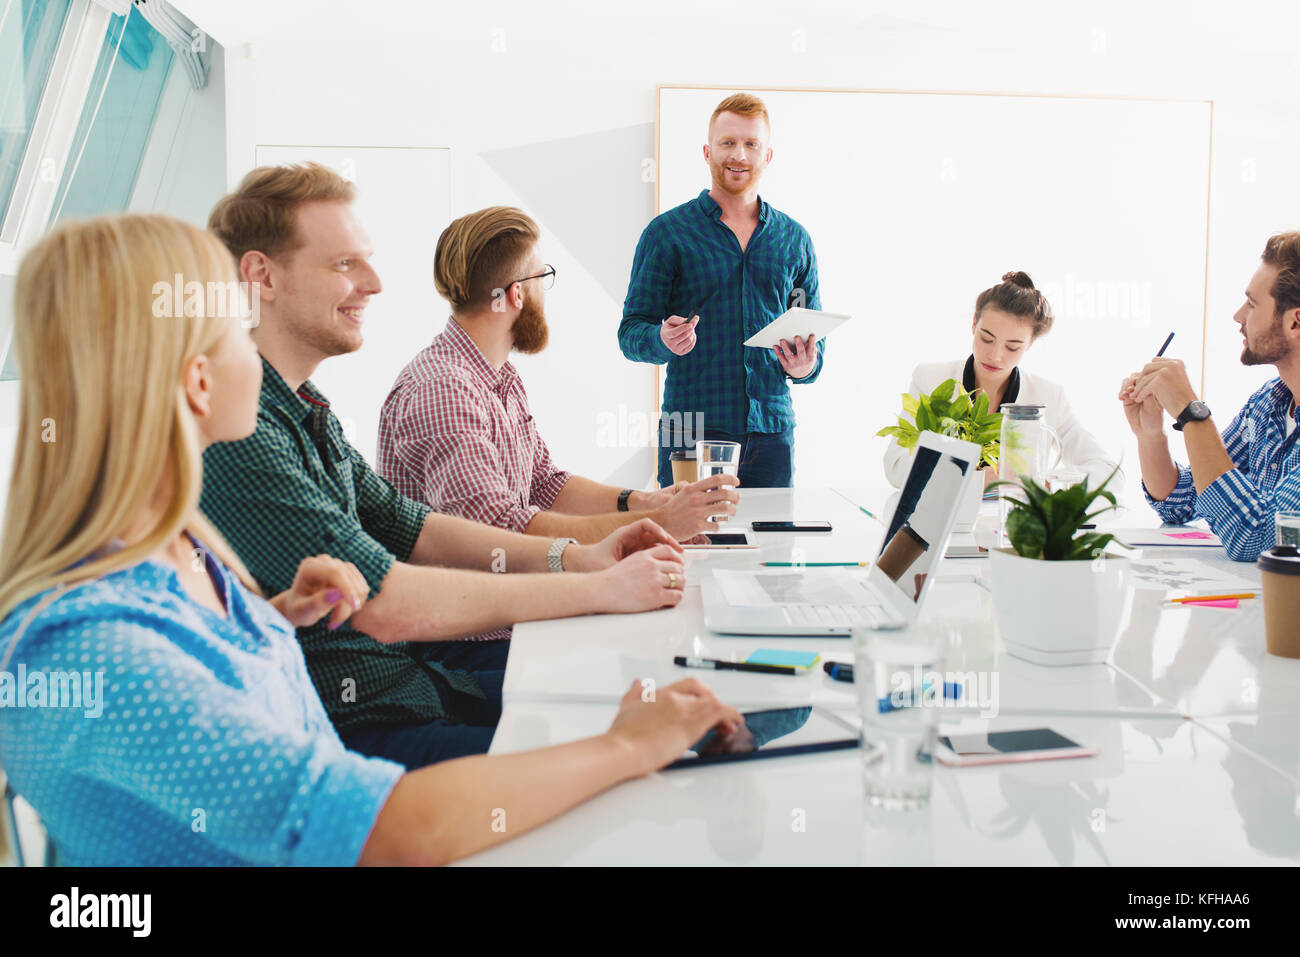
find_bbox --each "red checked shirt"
[378,317,572,537]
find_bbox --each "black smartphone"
[750,521,833,533]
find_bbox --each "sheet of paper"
[1113,527,1223,547]
[1125,558,1257,592]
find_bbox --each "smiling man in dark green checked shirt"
[620,92,825,489]
[200,163,689,771]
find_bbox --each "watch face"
[1190,401,1211,419]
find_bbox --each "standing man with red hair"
[620,92,825,489]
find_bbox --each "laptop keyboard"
[784,603,885,627]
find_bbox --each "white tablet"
[743,307,851,349]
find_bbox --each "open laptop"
[702,430,982,635]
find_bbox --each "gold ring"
[668,572,677,590]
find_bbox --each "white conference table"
[460,487,1300,866]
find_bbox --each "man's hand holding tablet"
[774,333,818,379]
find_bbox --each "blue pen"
[821,662,962,709]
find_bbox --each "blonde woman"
[0,214,740,866]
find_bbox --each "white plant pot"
[987,548,1129,665]
[952,470,985,532]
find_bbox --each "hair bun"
[1001,270,1034,289]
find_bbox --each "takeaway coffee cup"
[1259,545,1300,658]
[669,449,696,486]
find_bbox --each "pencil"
[762,561,868,567]
[1156,331,1175,357]
[1166,593,1256,603]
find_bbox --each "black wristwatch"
[617,488,634,512]
[1173,399,1212,431]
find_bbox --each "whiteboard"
[656,87,1212,505]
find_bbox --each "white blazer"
[882,358,1122,492]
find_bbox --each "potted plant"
[988,469,1130,665]
[877,378,1003,528]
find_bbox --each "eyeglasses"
[512,264,556,291]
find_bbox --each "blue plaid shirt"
[1146,377,1300,561]
[619,189,824,435]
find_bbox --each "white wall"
[166,0,1300,498]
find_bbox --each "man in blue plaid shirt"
[1121,232,1300,561]
[620,92,824,489]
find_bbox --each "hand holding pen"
[661,313,700,356]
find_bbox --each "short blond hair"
[433,206,540,312]
[709,92,771,138]
[208,162,355,264]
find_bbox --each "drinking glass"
[854,624,949,810]
[1277,511,1300,548]
[696,440,740,524]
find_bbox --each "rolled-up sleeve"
[1149,403,1248,538]
[1144,467,1198,525]
[528,435,570,511]
[350,445,431,563]
[11,615,403,866]
[1197,467,1300,561]
[201,420,401,598]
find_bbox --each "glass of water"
[1044,466,1087,494]
[1278,511,1300,548]
[854,625,948,810]
[696,440,740,524]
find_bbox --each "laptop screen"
[877,445,972,605]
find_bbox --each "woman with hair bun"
[883,270,1118,490]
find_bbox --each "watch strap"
[617,488,633,512]
[1173,400,1210,432]
[547,537,577,573]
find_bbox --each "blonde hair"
[433,206,540,312]
[0,214,262,623]
[208,161,356,264]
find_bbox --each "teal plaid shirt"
[619,189,824,435]
[200,356,483,733]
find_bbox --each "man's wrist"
[548,537,579,572]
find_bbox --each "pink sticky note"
[1184,598,1239,609]
[1164,531,1215,540]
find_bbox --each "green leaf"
[931,379,957,403]
[1006,508,1046,559]
[915,404,936,433]
[900,393,920,417]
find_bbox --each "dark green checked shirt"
[619,189,825,436]
[200,356,483,733]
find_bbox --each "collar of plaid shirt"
[441,316,519,398]
[696,187,772,226]
[257,356,337,460]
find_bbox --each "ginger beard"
[511,293,549,355]
[708,150,765,197]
